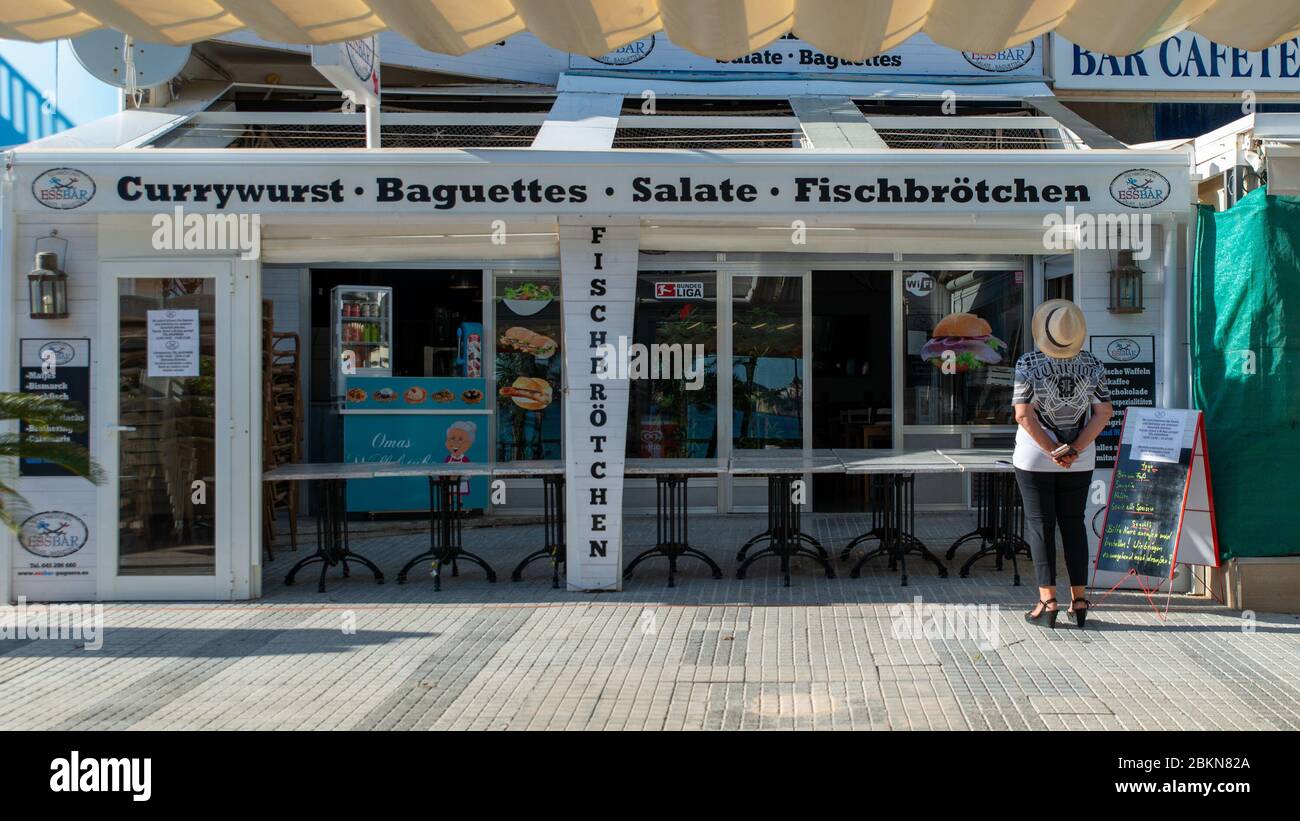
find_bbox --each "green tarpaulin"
[1193,186,1300,558]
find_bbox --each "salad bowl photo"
[502,282,554,316]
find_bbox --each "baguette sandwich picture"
[499,326,557,358]
[499,377,553,411]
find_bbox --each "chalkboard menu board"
[1095,407,1219,579]
[18,339,91,477]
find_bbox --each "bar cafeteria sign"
[1054,33,1300,92]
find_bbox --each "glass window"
[626,272,719,458]
[732,274,804,449]
[902,269,1024,425]
[495,272,561,460]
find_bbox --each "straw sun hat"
[1031,299,1087,359]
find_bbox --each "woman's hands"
[1053,446,1079,468]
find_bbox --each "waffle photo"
[0,0,1296,806]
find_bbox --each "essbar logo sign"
[593,35,655,65]
[1110,168,1171,209]
[18,511,89,558]
[33,168,95,210]
[963,41,1035,72]
[654,282,704,299]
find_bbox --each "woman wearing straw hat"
[1012,300,1113,630]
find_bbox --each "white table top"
[491,460,565,477]
[729,449,845,475]
[263,462,378,481]
[263,461,495,481]
[369,461,496,478]
[625,458,725,476]
[834,448,961,475]
[934,449,1017,473]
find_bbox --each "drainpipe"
[1160,215,1179,408]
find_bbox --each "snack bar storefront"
[1,147,1192,601]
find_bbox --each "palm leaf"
[0,483,33,532]
[0,436,104,484]
[0,392,105,534]
[0,393,89,430]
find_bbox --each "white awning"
[5,1,1298,59]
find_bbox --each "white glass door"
[98,261,244,599]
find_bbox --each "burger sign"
[920,313,1006,373]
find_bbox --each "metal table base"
[847,474,948,586]
[736,475,830,563]
[284,478,385,593]
[396,476,497,590]
[624,474,722,588]
[957,472,1030,585]
[735,475,836,587]
[511,475,567,588]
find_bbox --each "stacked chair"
[261,300,303,560]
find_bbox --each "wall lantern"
[1108,250,1144,314]
[28,251,70,319]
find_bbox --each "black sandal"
[1069,598,1091,630]
[1024,598,1058,629]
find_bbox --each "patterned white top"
[1012,350,1111,472]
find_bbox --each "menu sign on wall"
[561,219,637,591]
[1090,335,1155,470]
[573,33,1042,77]
[146,309,199,377]
[1094,408,1219,581]
[18,339,91,477]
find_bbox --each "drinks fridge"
[331,285,392,394]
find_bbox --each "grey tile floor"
[1,511,1297,730]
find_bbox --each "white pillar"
[1160,216,1179,408]
[560,218,638,591]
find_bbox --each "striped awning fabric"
[3,1,1298,59]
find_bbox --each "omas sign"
[1054,33,1300,93]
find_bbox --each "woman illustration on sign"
[445,420,476,497]
[1012,300,1113,630]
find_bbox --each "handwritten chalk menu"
[147,309,199,377]
[1095,407,1220,579]
[1089,335,1155,469]
[19,339,91,477]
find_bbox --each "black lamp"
[1108,250,1144,314]
[28,251,69,319]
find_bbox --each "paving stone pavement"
[2,512,1297,730]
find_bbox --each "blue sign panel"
[343,409,489,512]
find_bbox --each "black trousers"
[1014,468,1092,588]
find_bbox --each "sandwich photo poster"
[903,270,1022,425]
[495,273,563,460]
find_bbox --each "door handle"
[107,425,137,433]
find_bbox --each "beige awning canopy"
[5,1,1299,59]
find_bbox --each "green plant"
[0,393,104,531]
